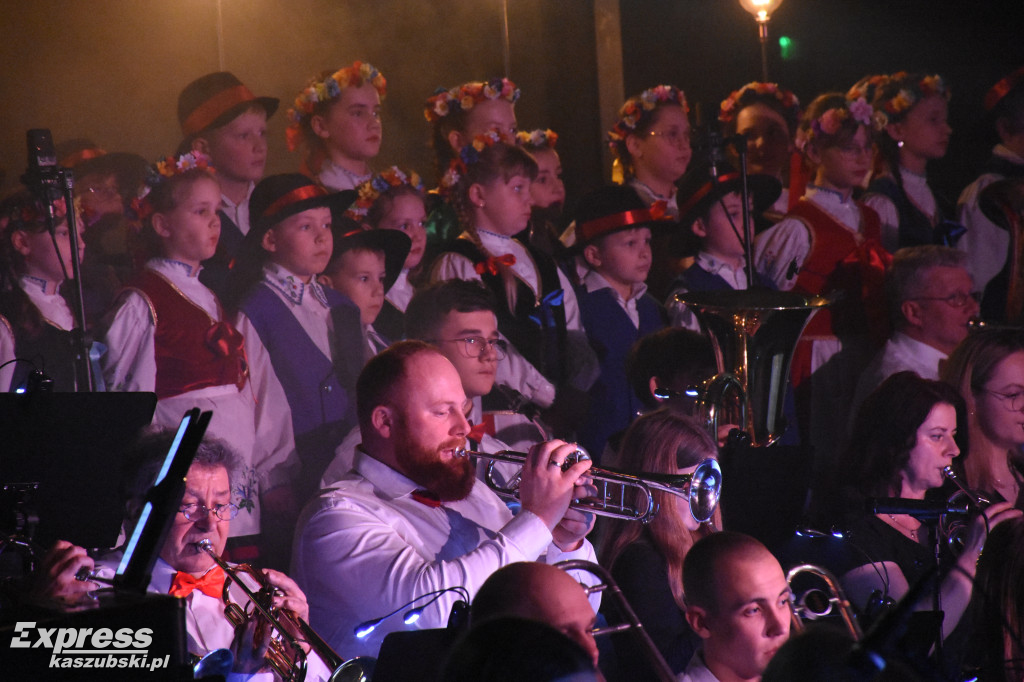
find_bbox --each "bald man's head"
[472,562,599,668]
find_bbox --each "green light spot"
[778,35,793,60]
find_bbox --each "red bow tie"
[168,566,226,599]
[467,415,496,443]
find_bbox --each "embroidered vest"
[868,175,963,248]
[126,270,247,400]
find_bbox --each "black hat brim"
[676,172,782,233]
[330,227,412,293]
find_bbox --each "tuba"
[674,289,830,446]
[196,540,373,682]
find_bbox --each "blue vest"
[672,261,777,294]
[577,287,665,459]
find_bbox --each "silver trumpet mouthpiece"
[196,539,214,552]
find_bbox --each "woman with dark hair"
[831,371,1020,639]
[941,327,1024,509]
[598,408,718,675]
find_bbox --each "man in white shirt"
[852,245,978,413]
[680,532,791,682]
[292,341,597,659]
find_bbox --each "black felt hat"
[249,173,357,237]
[329,226,412,293]
[675,161,782,232]
[574,184,674,245]
[177,71,279,138]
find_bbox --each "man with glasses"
[853,245,979,414]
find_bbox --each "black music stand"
[0,392,156,549]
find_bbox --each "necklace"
[885,513,920,541]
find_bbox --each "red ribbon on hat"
[984,66,1024,112]
[262,184,330,219]
[676,173,743,222]
[579,201,667,242]
[475,253,516,276]
[168,566,226,599]
[182,84,259,137]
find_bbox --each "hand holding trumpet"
[517,440,594,533]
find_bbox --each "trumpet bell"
[675,289,829,447]
[688,458,723,524]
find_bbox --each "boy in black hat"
[574,184,670,459]
[667,162,781,329]
[319,226,410,358]
[178,71,279,296]
[228,173,365,504]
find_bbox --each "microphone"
[354,586,470,639]
[865,497,969,519]
[21,129,63,204]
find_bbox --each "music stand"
[0,392,157,549]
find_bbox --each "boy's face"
[321,248,386,326]
[315,83,383,163]
[694,191,746,262]
[586,226,652,291]
[375,194,427,270]
[203,108,268,184]
[690,550,791,681]
[432,309,500,399]
[262,207,333,280]
[153,177,221,268]
[528,148,565,214]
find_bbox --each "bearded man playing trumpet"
[292,340,598,660]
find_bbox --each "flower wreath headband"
[516,129,558,149]
[130,151,215,221]
[607,85,689,149]
[346,166,425,221]
[872,73,949,129]
[286,61,387,151]
[795,98,873,152]
[438,131,510,196]
[424,78,520,123]
[718,82,800,124]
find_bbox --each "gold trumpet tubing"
[197,540,352,681]
[556,559,676,682]
[942,466,991,508]
[786,564,863,641]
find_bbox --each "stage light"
[738,0,785,81]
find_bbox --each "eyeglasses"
[980,389,1024,412]
[909,291,980,308]
[432,336,508,360]
[647,129,691,146]
[178,502,239,522]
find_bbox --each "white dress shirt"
[386,269,413,313]
[102,259,299,536]
[0,315,13,391]
[293,447,598,659]
[317,161,370,193]
[220,182,255,237]
[582,270,648,328]
[677,651,721,682]
[754,186,865,291]
[957,144,1024,292]
[666,251,750,330]
[851,332,947,417]
[863,168,938,253]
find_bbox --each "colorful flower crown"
[345,166,425,221]
[130,152,215,220]
[286,61,387,151]
[0,194,68,234]
[847,74,892,107]
[795,98,873,152]
[516,128,558,149]
[424,78,520,123]
[607,85,689,149]
[718,82,800,124]
[871,73,949,129]
[439,131,508,195]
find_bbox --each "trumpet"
[939,466,991,554]
[453,447,723,525]
[196,539,372,682]
[787,564,863,641]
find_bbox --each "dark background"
[1,0,1021,209]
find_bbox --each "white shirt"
[582,270,647,329]
[21,275,74,330]
[863,168,938,253]
[293,448,598,659]
[0,315,14,391]
[755,186,864,291]
[677,651,721,682]
[666,251,750,330]
[317,161,370,193]
[851,332,947,415]
[630,178,679,219]
[386,269,413,313]
[957,144,1024,291]
[220,182,255,237]
[102,259,299,536]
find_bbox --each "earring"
[897,139,904,148]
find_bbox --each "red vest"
[125,270,247,399]
[787,199,890,341]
